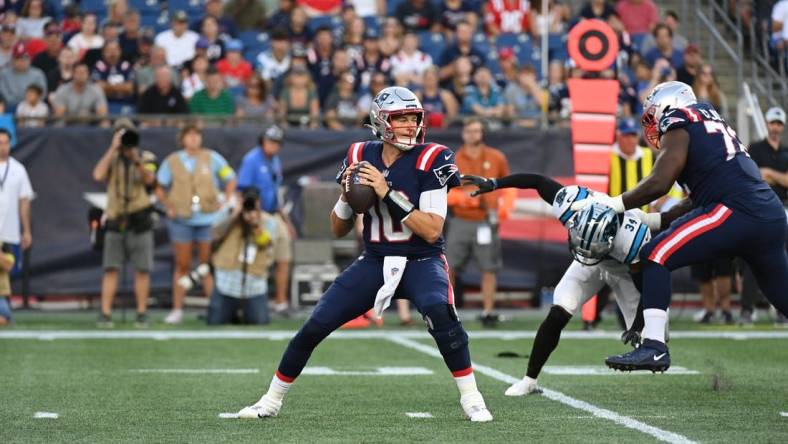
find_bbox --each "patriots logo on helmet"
[433,164,458,187]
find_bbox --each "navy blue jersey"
[336,141,460,258]
[659,103,783,220]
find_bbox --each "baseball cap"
[765,107,786,124]
[195,37,210,49]
[226,39,243,52]
[618,118,639,134]
[44,22,61,35]
[264,125,284,142]
[172,10,188,22]
[498,47,515,61]
[12,42,28,58]
[684,43,700,54]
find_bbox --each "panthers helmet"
[552,185,591,227]
[641,81,696,149]
[567,202,620,266]
[369,86,426,151]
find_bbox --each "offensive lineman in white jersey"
[462,173,682,394]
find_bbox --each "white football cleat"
[460,391,493,422]
[505,376,542,397]
[164,309,183,325]
[237,394,282,418]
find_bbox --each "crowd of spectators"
[0,0,728,128]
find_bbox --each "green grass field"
[2,311,788,443]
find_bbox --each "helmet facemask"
[377,108,426,151]
[641,105,661,149]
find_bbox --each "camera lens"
[243,197,256,211]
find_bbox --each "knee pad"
[423,304,468,356]
[291,318,331,351]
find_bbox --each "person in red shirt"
[216,39,252,93]
[485,0,531,37]
[615,0,659,35]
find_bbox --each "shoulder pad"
[415,143,449,171]
[346,141,368,166]
[659,107,700,135]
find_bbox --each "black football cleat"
[605,339,670,372]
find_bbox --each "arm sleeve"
[419,186,448,219]
[494,173,563,203]
[19,166,33,198]
[236,155,254,189]
[211,151,236,182]
[156,157,172,187]
[421,148,460,191]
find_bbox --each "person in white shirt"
[67,13,105,60]
[0,128,33,256]
[154,10,200,68]
[773,0,788,50]
[15,84,48,127]
[390,31,433,87]
[255,28,291,88]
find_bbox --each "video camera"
[119,128,140,149]
[241,188,260,212]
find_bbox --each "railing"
[744,0,788,108]
[693,0,744,105]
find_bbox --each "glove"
[570,192,625,213]
[629,208,662,231]
[460,174,497,197]
[621,329,642,348]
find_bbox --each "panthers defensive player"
[237,87,493,422]
[463,173,678,394]
[573,81,788,371]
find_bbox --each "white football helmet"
[567,202,620,266]
[368,86,426,151]
[641,81,697,149]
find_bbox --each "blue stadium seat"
[50,0,66,21]
[307,15,341,35]
[80,0,108,15]
[128,0,161,16]
[495,33,530,50]
[472,33,490,55]
[239,31,270,63]
[516,40,542,68]
[363,16,381,36]
[417,31,445,63]
[547,33,568,62]
[168,0,206,15]
[387,0,406,16]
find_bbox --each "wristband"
[383,189,415,221]
[333,197,354,220]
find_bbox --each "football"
[344,161,377,213]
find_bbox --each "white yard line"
[218,413,239,419]
[302,366,433,376]
[386,336,697,444]
[780,412,788,417]
[33,412,58,419]
[130,369,259,374]
[2,330,788,340]
[405,412,434,418]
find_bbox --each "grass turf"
[2,312,788,443]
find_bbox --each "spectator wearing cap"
[353,28,390,92]
[256,27,291,92]
[92,40,135,112]
[224,0,268,31]
[438,20,486,82]
[134,28,155,67]
[192,0,237,38]
[615,0,659,36]
[236,124,294,317]
[0,24,18,68]
[137,65,188,120]
[31,21,61,74]
[676,43,701,86]
[324,72,362,129]
[277,64,319,127]
[415,66,458,128]
[67,13,105,61]
[504,64,543,128]
[0,41,47,109]
[461,66,504,122]
[198,16,225,65]
[390,31,433,87]
[216,39,252,94]
[15,0,52,40]
[118,9,141,64]
[51,61,108,120]
[494,47,518,88]
[155,10,200,68]
[484,0,530,37]
[134,45,180,94]
[741,106,788,325]
[644,23,683,69]
[189,65,234,115]
[442,0,479,33]
[396,0,440,32]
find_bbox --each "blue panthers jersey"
[337,140,461,258]
[659,102,783,220]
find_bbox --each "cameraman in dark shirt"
[741,107,788,325]
[92,119,157,327]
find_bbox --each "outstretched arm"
[621,129,689,210]
[461,173,563,204]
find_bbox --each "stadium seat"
[516,40,541,67]
[418,31,445,62]
[495,33,529,50]
[362,16,381,36]
[128,0,160,16]
[307,15,341,35]
[386,0,406,16]
[168,0,206,16]
[80,0,108,15]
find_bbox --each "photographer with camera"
[206,188,288,325]
[92,119,157,327]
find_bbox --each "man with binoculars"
[206,187,289,325]
[92,119,157,327]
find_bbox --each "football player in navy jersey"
[573,81,788,371]
[237,87,493,422]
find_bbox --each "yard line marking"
[780,412,788,417]
[386,335,696,444]
[405,412,434,418]
[34,412,58,419]
[219,413,239,419]
[302,366,433,376]
[543,365,699,376]
[130,369,259,374]
[3,330,788,340]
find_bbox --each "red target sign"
[567,19,619,72]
